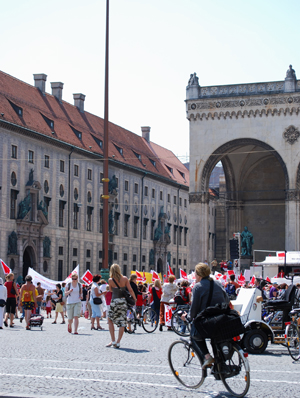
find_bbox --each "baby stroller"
[29,313,44,330]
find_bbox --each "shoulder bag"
[92,285,102,305]
[113,278,135,307]
[0,299,6,307]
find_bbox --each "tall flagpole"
[101,0,110,281]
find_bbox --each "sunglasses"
[72,277,78,280]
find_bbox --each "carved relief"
[189,192,209,204]
[283,125,300,145]
[285,190,299,201]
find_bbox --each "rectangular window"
[123,264,127,276]
[58,260,63,281]
[184,259,187,266]
[152,188,155,199]
[179,197,182,206]
[125,180,129,191]
[173,267,176,275]
[44,155,50,168]
[184,228,187,246]
[100,172,104,184]
[58,246,63,255]
[73,203,79,229]
[86,261,90,271]
[44,197,51,219]
[123,253,127,261]
[184,198,187,208]
[133,216,139,238]
[114,252,118,260]
[114,213,119,235]
[173,226,177,245]
[73,260,77,269]
[145,186,148,196]
[88,169,92,180]
[133,254,137,262]
[87,206,93,231]
[142,255,146,263]
[10,190,18,219]
[174,196,177,205]
[178,227,182,245]
[99,262,102,270]
[168,194,170,203]
[124,214,129,237]
[11,145,17,159]
[151,220,155,240]
[73,248,78,256]
[179,259,182,266]
[143,219,147,240]
[60,160,65,172]
[86,249,91,257]
[173,258,176,265]
[99,250,103,259]
[74,164,79,176]
[132,265,136,271]
[99,208,103,233]
[160,191,163,200]
[134,183,138,194]
[28,150,34,163]
[59,201,65,227]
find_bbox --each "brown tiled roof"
[0,70,188,187]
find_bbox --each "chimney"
[73,93,85,112]
[51,82,64,102]
[141,126,151,143]
[33,74,47,94]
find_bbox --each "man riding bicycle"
[181,262,229,369]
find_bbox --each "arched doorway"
[157,258,163,274]
[23,246,35,279]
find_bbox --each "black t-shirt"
[57,290,63,303]
[130,281,139,299]
[81,287,87,301]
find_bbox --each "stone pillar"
[285,193,299,251]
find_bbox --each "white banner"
[164,304,172,327]
[28,265,79,290]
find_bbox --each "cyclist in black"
[181,263,229,369]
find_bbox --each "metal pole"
[101,0,110,281]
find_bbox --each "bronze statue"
[7,231,18,255]
[43,237,51,258]
[241,226,254,256]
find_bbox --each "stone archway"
[157,258,163,274]
[23,246,36,279]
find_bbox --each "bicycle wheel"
[286,323,300,361]
[125,308,136,334]
[168,340,205,389]
[171,309,190,337]
[142,308,158,333]
[219,342,250,398]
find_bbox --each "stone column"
[285,192,299,250]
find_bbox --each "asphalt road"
[0,314,299,398]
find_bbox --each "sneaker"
[202,356,215,369]
[159,324,163,332]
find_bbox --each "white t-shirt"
[66,282,81,304]
[90,282,100,302]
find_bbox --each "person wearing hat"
[0,278,7,329]
[269,282,278,299]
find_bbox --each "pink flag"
[266,276,271,282]
[227,270,235,276]
[249,276,256,286]
[81,270,93,285]
[0,259,11,275]
[167,263,174,277]
[180,269,188,280]
[151,271,160,282]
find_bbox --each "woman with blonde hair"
[181,262,229,369]
[106,264,136,348]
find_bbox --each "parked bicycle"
[125,305,158,334]
[171,305,191,337]
[285,308,300,361]
[168,335,250,397]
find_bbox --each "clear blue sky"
[1,0,299,163]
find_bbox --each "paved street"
[0,315,299,398]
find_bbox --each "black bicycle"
[168,336,250,397]
[125,306,158,334]
[171,305,191,337]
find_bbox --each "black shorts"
[6,297,16,314]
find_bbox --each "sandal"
[68,324,72,333]
[106,341,116,347]
[114,343,120,349]
[52,321,57,324]
[61,321,65,324]
[74,332,78,335]
[97,326,104,330]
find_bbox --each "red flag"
[227,270,235,276]
[135,270,144,282]
[167,263,174,277]
[180,269,188,280]
[238,273,246,286]
[0,259,11,275]
[151,271,160,282]
[249,276,256,286]
[143,272,146,282]
[81,270,93,285]
[220,274,227,286]
[214,272,222,280]
[266,276,271,282]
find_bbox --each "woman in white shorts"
[65,274,82,334]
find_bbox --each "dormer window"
[8,100,23,117]
[113,144,123,156]
[149,158,156,167]
[178,170,185,179]
[70,126,82,140]
[133,151,141,161]
[165,165,173,174]
[91,134,103,149]
[41,113,54,129]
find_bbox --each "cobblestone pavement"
[0,315,299,398]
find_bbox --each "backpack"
[225,283,236,298]
[174,287,189,305]
[67,282,82,297]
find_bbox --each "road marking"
[44,367,174,377]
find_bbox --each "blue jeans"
[36,301,42,315]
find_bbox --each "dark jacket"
[190,277,229,320]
